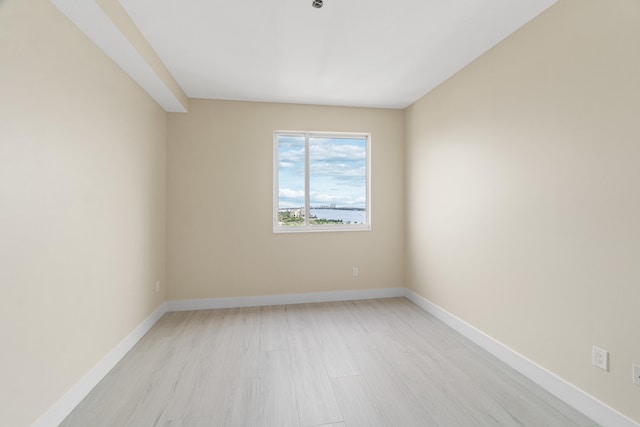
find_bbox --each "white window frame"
[273,131,371,233]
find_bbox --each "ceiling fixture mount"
[311,0,323,8]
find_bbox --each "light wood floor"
[61,298,598,427]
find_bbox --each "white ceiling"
[65,0,558,110]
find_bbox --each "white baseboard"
[404,289,639,427]
[32,303,168,427]
[166,287,405,312]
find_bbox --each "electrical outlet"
[155,281,160,293]
[633,364,640,386]
[352,267,359,277]
[592,346,609,371]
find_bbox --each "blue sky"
[278,135,367,209]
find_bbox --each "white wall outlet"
[592,346,609,371]
[633,364,640,386]
[155,281,160,293]
[352,267,359,277]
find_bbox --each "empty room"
[1,0,639,426]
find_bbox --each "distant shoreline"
[312,207,365,211]
[278,207,366,225]
[279,207,365,211]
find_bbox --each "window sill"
[273,224,371,234]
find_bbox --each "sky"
[278,134,367,209]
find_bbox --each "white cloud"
[279,188,305,199]
[311,162,366,180]
[310,140,366,162]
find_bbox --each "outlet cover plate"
[633,364,640,386]
[592,346,609,371]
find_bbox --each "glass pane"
[309,136,367,225]
[277,134,306,226]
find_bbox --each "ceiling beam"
[51,0,188,112]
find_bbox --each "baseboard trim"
[166,287,405,312]
[32,303,168,427]
[404,289,639,427]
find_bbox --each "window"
[274,131,370,233]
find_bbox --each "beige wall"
[0,1,167,425]
[167,100,404,300]
[405,0,640,422]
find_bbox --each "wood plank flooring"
[60,298,598,427]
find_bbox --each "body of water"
[311,208,366,224]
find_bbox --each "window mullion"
[304,133,310,226]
